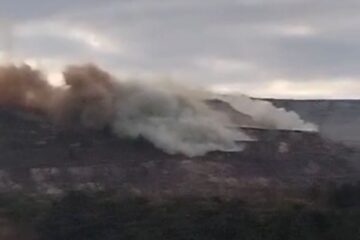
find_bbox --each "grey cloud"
[16,35,89,58]
[1,0,360,97]
[260,37,360,79]
[0,0,106,21]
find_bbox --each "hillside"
[267,99,360,147]
[0,105,357,197]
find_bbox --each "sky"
[0,0,360,99]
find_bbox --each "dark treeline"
[1,182,360,240]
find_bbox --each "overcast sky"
[0,0,360,98]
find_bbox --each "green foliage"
[38,194,260,240]
[329,181,360,208]
[36,192,360,240]
[0,193,48,225]
[1,187,360,240]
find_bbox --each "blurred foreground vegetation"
[0,182,360,240]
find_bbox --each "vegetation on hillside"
[0,182,360,240]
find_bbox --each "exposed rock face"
[0,106,358,197]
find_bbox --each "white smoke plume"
[218,94,318,131]
[111,81,250,156]
[0,63,250,156]
[0,63,317,156]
